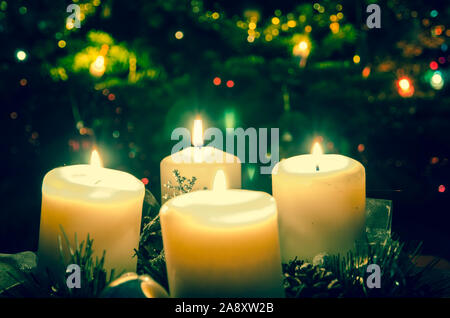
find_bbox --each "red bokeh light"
[429,61,438,70]
[438,184,445,193]
[358,144,365,152]
[108,93,116,101]
[213,77,221,86]
[226,80,235,88]
[141,177,149,185]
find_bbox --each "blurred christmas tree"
[0,0,449,259]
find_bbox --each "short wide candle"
[272,145,366,262]
[160,172,284,297]
[38,152,145,274]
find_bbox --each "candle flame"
[311,142,323,155]
[90,149,103,168]
[192,118,203,147]
[213,170,227,191]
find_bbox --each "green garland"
[4,228,117,297]
[4,170,450,298]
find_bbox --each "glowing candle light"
[38,149,145,274]
[312,142,322,171]
[160,171,284,297]
[272,141,366,262]
[160,117,241,203]
[192,118,204,147]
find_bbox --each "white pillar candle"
[160,118,241,203]
[272,143,366,262]
[38,150,145,274]
[160,171,284,297]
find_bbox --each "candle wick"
[316,165,320,172]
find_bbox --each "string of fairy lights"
[4,0,449,193]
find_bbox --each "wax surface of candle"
[38,164,145,274]
[160,189,284,297]
[272,153,366,262]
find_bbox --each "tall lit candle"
[160,171,284,297]
[38,149,145,274]
[160,118,241,203]
[272,142,366,262]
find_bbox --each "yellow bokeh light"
[175,31,184,39]
[212,12,220,19]
[330,22,339,33]
[397,76,414,98]
[299,41,308,51]
[89,56,106,77]
[66,21,74,30]
[58,40,66,48]
[305,25,312,33]
[265,34,273,41]
[287,20,296,28]
[16,50,27,61]
[353,55,361,64]
[292,37,311,61]
[247,35,255,43]
[271,17,280,25]
[399,78,410,90]
[249,22,256,30]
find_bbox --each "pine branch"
[5,227,117,298]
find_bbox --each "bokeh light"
[175,31,184,39]
[16,50,27,61]
[430,71,444,90]
[58,40,66,48]
[429,61,438,70]
[397,76,414,97]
